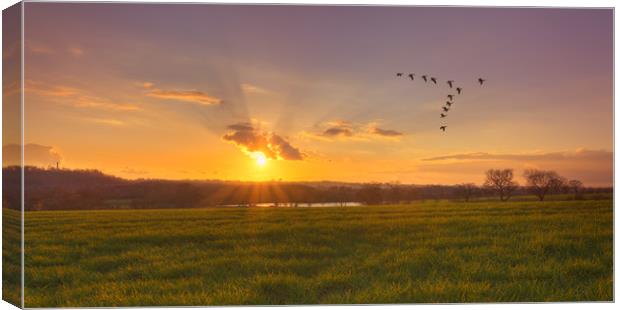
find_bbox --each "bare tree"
[484,169,518,201]
[456,183,478,202]
[568,179,584,200]
[523,169,566,201]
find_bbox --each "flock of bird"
[396,72,486,132]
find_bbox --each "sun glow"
[251,151,268,167]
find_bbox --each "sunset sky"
[4,3,613,185]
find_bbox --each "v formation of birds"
[396,73,486,132]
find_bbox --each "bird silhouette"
[440,113,446,118]
[478,78,486,85]
[430,77,437,84]
[408,73,415,80]
[456,87,462,94]
[397,73,403,77]
[440,126,447,131]
[447,80,454,88]
[447,94,454,101]
[442,106,450,112]
[446,101,453,107]
[422,75,428,82]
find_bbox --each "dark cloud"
[320,120,354,138]
[226,122,254,131]
[370,127,403,137]
[323,127,353,137]
[311,120,403,140]
[222,124,304,161]
[270,134,304,160]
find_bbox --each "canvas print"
[2,2,613,307]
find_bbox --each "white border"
[0,1,617,310]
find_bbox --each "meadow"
[20,199,613,306]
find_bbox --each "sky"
[3,3,613,186]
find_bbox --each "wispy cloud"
[241,83,271,95]
[223,121,304,160]
[72,96,140,111]
[26,80,140,111]
[26,41,54,55]
[68,47,84,57]
[142,82,222,106]
[422,149,612,162]
[416,148,612,186]
[82,117,125,127]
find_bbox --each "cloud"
[26,80,140,111]
[26,41,54,55]
[24,41,87,57]
[223,122,304,160]
[68,47,84,56]
[226,122,255,131]
[369,126,403,137]
[72,96,140,111]
[307,120,404,141]
[323,127,354,138]
[422,149,612,162]
[318,120,355,138]
[241,83,271,95]
[26,80,77,97]
[82,117,125,126]
[142,82,222,106]
[417,148,612,186]
[3,144,62,167]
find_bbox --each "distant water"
[218,202,363,208]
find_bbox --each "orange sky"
[2,4,613,186]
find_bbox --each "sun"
[250,151,268,167]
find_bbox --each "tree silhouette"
[484,169,518,201]
[568,179,584,200]
[456,183,478,202]
[523,169,566,201]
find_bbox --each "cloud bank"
[418,148,612,186]
[422,149,612,162]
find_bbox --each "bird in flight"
[447,94,454,101]
[442,106,450,112]
[440,126,447,132]
[397,72,403,77]
[446,101,453,107]
[430,77,437,84]
[408,73,415,80]
[478,78,486,85]
[447,80,454,88]
[422,75,428,82]
[440,113,446,118]
[456,87,462,94]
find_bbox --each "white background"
[0,0,617,309]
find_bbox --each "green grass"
[2,208,21,307]
[21,200,612,306]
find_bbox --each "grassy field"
[19,199,613,306]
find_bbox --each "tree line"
[1,166,611,211]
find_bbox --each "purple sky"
[14,3,613,185]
